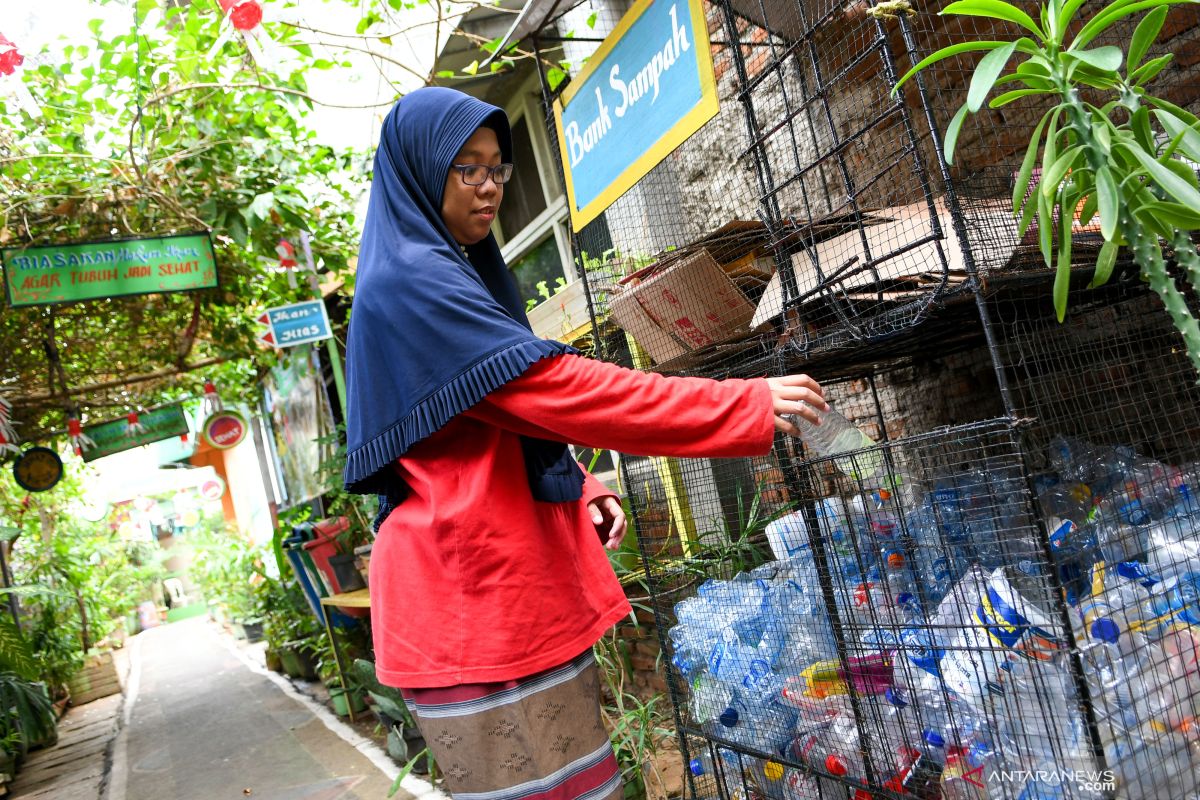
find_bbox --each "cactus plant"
[893,0,1200,377]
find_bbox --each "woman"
[343,87,826,800]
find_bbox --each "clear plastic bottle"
[786,404,881,480]
[716,698,797,753]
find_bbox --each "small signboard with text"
[257,300,332,348]
[1,232,217,307]
[553,0,718,231]
[81,404,190,463]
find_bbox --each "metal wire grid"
[627,419,1177,799]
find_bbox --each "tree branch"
[145,82,399,109]
[10,357,232,406]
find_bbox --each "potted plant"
[0,673,57,756]
[893,0,1200,376]
[352,659,431,775]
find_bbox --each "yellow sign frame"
[552,0,719,232]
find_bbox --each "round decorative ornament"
[201,410,248,450]
[12,447,63,492]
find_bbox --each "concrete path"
[109,618,439,800]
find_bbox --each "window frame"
[493,75,576,288]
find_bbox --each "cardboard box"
[608,249,757,365]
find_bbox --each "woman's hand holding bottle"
[766,375,827,437]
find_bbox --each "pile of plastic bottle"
[671,436,1200,800]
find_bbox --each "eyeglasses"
[451,163,514,186]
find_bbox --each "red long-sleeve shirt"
[370,354,774,688]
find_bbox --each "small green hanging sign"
[1,232,217,307]
[80,405,190,463]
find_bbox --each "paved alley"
[111,618,434,800]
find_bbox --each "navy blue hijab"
[343,87,583,526]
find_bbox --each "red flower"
[230,1,263,31]
[0,44,24,78]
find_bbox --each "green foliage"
[523,277,568,311]
[892,0,1200,376]
[0,673,57,757]
[593,628,674,800]
[0,464,163,693]
[1,0,364,442]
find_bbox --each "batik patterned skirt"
[401,651,623,800]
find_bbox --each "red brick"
[1177,40,1200,68]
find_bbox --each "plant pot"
[265,648,283,673]
[329,687,367,717]
[353,543,373,588]
[280,642,318,680]
[67,651,121,707]
[0,750,14,781]
[241,621,264,643]
[329,553,366,593]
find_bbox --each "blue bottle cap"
[1091,618,1121,644]
[884,687,907,707]
[923,729,945,748]
[1116,561,1159,586]
[719,707,739,728]
[689,758,706,776]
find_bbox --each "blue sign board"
[263,300,332,348]
[553,0,718,231]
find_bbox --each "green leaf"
[462,60,480,76]
[547,67,568,91]
[939,0,1044,37]
[990,88,1051,107]
[1038,190,1054,268]
[944,103,970,164]
[1124,142,1200,208]
[1161,156,1200,190]
[1145,95,1200,126]
[586,11,598,28]
[1073,0,1194,51]
[1065,46,1123,73]
[1132,107,1155,151]
[1141,200,1200,229]
[1129,6,1168,70]
[1090,239,1119,288]
[1096,166,1119,241]
[1014,109,1054,212]
[994,73,1053,90]
[1058,0,1094,39]
[1042,145,1084,200]
[968,41,1019,112]
[1154,109,1200,162]
[1079,191,1099,226]
[892,41,1008,95]
[1131,53,1173,85]
[1055,194,1075,321]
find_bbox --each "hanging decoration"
[12,447,63,492]
[0,33,40,118]
[0,396,20,457]
[207,0,293,71]
[277,238,298,288]
[67,415,96,458]
[202,380,223,415]
[126,409,148,437]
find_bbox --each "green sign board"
[81,405,190,463]
[1,232,217,307]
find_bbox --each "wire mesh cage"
[628,407,1200,799]
[522,0,1200,795]
[534,0,1200,369]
